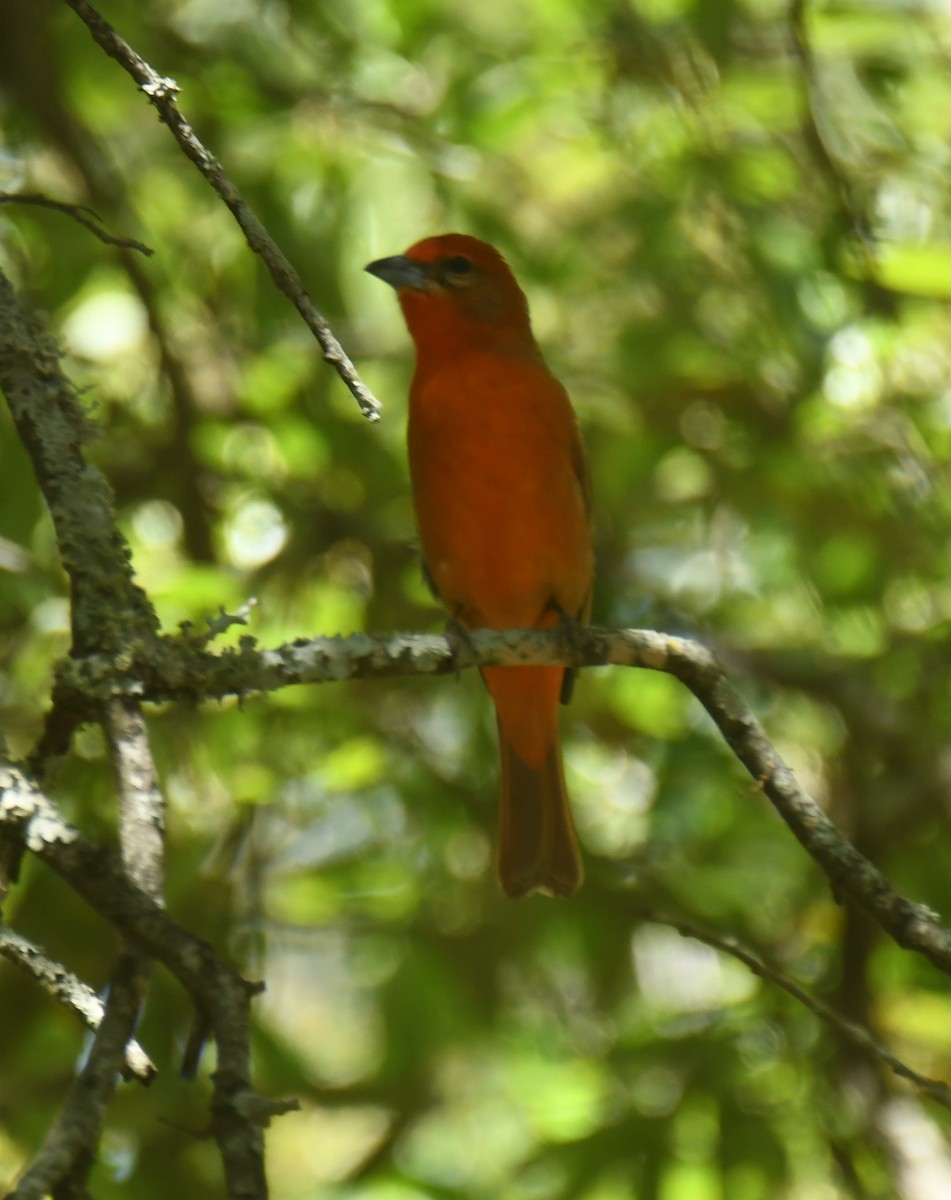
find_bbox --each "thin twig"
[0,192,153,255]
[0,925,154,1082]
[634,905,951,1112]
[61,0,381,423]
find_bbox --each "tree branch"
[9,950,148,1200]
[0,762,274,1200]
[788,0,873,249]
[635,905,951,1112]
[9,700,169,1197]
[0,925,154,1082]
[61,0,381,423]
[0,192,154,255]
[0,266,159,662]
[0,261,161,767]
[105,698,165,900]
[47,622,951,982]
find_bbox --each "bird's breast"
[407,355,591,628]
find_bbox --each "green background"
[3,0,951,1195]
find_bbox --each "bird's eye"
[446,255,472,274]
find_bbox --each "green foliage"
[3,0,951,1195]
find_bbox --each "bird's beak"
[365,254,430,292]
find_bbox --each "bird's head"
[366,233,535,357]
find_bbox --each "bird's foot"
[551,602,586,704]
[444,616,475,681]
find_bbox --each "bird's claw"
[444,616,476,681]
[552,602,586,704]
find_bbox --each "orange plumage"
[366,234,593,897]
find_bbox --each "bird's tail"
[496,723,582,898]
[484,665,583,898]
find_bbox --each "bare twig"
[0,925,154,1082]
[635,905,951,1112]
[61,0,381,423]
[0,262,160,767]
[0,192,153,255]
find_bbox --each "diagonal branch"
[635,905,951,1112]
[0,262,161,766]
[0,762,276,1200]
[10,701,169,1198]
[61,0,381,423]
[0,265,158,662]
[9,950,149,1200]
[0,925,154,1082]
[0,192,154,255]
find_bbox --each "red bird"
[367,234,594,897]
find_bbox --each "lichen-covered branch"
[0,267,157,661]
[48,622,951,981]
[0,926,154,1082]
[0,261,271,1197]
[9,950,147,1200]
[39,699,167,1194]
[0,763,273,1200]
[12,702,169,1199]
